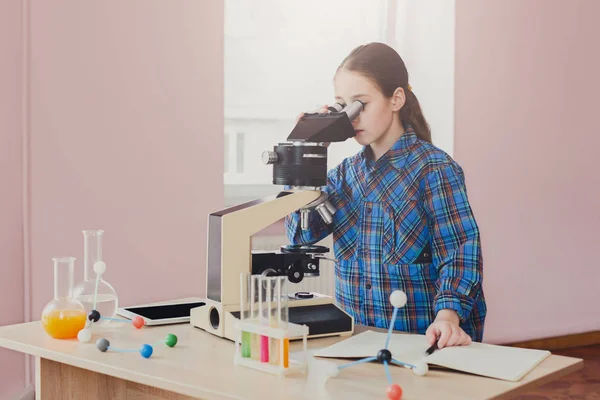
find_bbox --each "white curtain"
[224,0,455,196]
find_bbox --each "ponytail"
[400,89,431,143]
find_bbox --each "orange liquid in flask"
[42,309,87,339]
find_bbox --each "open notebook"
[315,330,551,382]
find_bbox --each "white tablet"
[117,301,205,326]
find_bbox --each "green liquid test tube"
[241,331,251,358]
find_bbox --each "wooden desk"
[0,313,583,400]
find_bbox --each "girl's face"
[334,68,402,147]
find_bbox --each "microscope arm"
[206,190,322,306]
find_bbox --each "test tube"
[279,277,289,368]
[250,275,260,360]
[268,277,279,366]
[267,276,278,365]
[260,275,269,363]
[240,273,251,358]
[279,277,289,326]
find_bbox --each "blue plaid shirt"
[285,126,487,341]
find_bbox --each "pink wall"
[28,1,224,319]
[455,0,600,343]
[0,0,27,398]
[1,1,224,395]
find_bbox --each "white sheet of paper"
[315,331,551,382]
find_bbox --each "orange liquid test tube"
[274,277,289,368]
[283,338,289,368]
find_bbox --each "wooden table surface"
[0,307,583,400]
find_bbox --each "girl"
[285,42,486,348]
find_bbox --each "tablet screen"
[124,302,205,320]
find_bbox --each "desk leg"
[35,357,197,399]
[35,357,40,400]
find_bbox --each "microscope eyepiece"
[341,100,365,121]
[327,102,344,113]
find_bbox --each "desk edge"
[0,335,239,400]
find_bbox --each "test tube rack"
[233,273,308,376]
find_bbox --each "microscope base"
[190,296,354,342]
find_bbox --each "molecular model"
[76,260,178,358]
[324,290,428,400]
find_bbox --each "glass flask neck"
[53,257,76,300]
[83,230,104,281]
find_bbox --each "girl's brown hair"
[337,42,432,143]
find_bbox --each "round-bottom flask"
[73,230,118,326]
[41,257,87,339]
[73,278,118,327]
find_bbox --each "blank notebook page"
[315,330,551,382]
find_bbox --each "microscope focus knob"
[287,262,305,284]
[261,150,278,165]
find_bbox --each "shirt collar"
[358,124,418,170]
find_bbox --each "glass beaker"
[41,257,87,339]
[73,230,118,326]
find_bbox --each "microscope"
[190,101,364,341]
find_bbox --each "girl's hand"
[294,104,331,147]
[295,104,330,124]
[425,310,472,349]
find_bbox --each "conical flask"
[41,257,87,339]
[73,230,118,326]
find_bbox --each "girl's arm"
[422,162,483,325]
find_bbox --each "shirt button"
[366,207,371,214]
[366,283,372,290]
